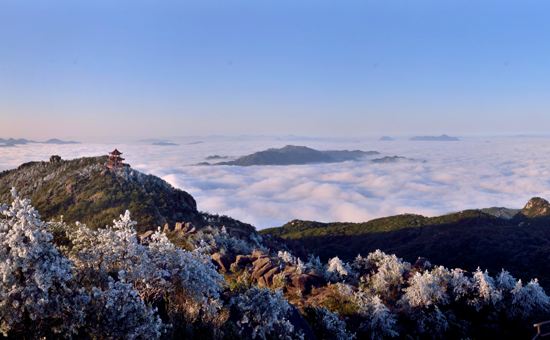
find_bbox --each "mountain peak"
[280,145,315,151]
[213,145,379,166]
[0,155,198,231]
[521,197,550,218]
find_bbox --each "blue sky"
[1,0,549,140]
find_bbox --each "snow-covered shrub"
[278,250,297,264]
[67,211,148,286]
[188,224,262,255]
[353,292,399,339]
[407,305,449,336]
[296,258,307,274]
[278,250,306,274]
[0,189,87,337]
[496,270,518,291]
[448,268,473,301]
[363,250,410,300]
[306,255,327,277]
[352,254,369,273]
[326,257,354,281]
[84,278,164,339]
[335,282,355,297]
[305,307,355,340]
[147,230,224,318]
[230,287,303,340]
[67,211,224,322]
[509,279,550,319]
[470,268,503,310]
[315,283,360,317]
[402,266,450,308]
[398,266,453,337]
[212,226,256,254]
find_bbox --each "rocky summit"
[521,197,550,218]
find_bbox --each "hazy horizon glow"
[2,0,550,139]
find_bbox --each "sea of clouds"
[1,136,550,229]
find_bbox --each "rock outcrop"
[521,197,550,218]
[229,250,324,296]
[211,252,232,273]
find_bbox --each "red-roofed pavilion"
[107,149,125,169]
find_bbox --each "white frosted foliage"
[231,287,303,340]
[0,189,86,337]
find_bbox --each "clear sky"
[1,0,549,140]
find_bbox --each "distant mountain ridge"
[152,141,179,146]
[0,137,80,146]
[139,139,179,146]
[371,155,423,163]
[410,134,460,141]
[210,145,380,166]
[261,197,550,290]
[43,138,80,144]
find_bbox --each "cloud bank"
[1,136,550,229]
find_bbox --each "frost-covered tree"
[353,292,399,339]
[402,267,450,308]
[470,268,503,310]
[351,254,369,273]
[399,267,452,337]
[305,307,355,340]
[0,190,165,339]
[509,279,550,319]
[306,255,327,277]
[363,250,411,300]
[295,258,307,275]
[448,268,473,301]
[230,287,303,340]
[326,257,354,282]
[84,278,164,339]
[407,305,449,336]
[147,230,224,318]
[0,189,87,337]
[67,212,224,321]
[278,250,306,274]
[496,270,518,291]
[278,250,297,264]
[190,225,259,255]
[67,211,148,286]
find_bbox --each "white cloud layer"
[1,136,550,229]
